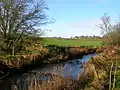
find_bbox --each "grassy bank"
[76,46,120,90]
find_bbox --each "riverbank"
[78,46,120,90]
[0,45,101,80]
[0,72,80,90]
[0,45,114,90]
[0,54,97,90]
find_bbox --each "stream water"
[0,53,96,90]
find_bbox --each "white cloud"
[65,19,102,36]
[67,19,101,29]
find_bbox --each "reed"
[10,73,78,90]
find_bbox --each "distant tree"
[74,36,79,39]
[80,35,85,39]
[0,0,49,55]
[98,14,120,45]
[70,36,73,39]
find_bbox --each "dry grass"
[78,46,120,90]
[11,73,79,90]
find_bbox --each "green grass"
[116,68,120,88]
[41,38,103,47]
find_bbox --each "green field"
[41,38,103,47]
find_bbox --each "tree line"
[71,35,102,39]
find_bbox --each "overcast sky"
[43,0,120,37]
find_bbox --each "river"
[0,53,96,90]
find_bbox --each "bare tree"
[0,0,49,55]
[98,14,120,45]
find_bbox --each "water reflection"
[0,54,96,90]
[1,73,76,90]
[32,54,96,79]
[1,73,53,90]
